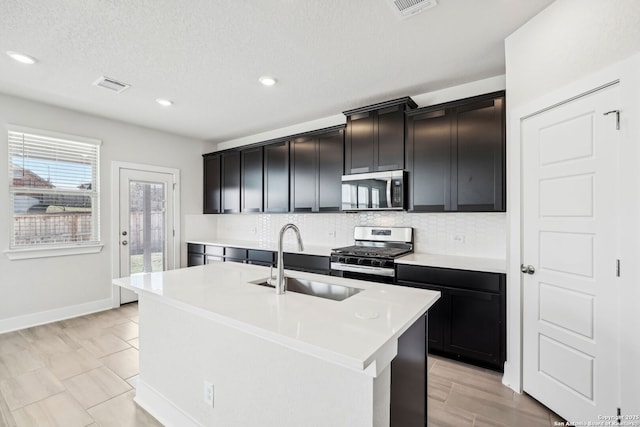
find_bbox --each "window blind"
[8,127,101,249]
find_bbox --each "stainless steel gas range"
[330,226,413,283]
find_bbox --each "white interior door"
[521,83,621,420]
[118,168,175,304]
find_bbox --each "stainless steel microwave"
[341,170,406,211]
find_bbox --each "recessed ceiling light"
[6,51,38,65]
[156,98,173,107]
[259,76,277,87]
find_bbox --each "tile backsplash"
[210,212,506,259]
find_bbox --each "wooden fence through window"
[13,212,164,252]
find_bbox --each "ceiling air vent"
[92,76,131,93]
[386,0,438,19]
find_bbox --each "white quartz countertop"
[395,253,506,274]
[113,263,439,375]
[187,240,506,273]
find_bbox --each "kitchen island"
[113,262,440,427]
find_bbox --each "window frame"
[5,125,103,260]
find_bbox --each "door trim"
[504,52,640,400]
[110,161,181,308]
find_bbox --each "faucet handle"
[267,264,275,285]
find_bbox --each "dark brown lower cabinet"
[186,244,331,275]
[247,249,275,267]
[187,244,223,266]
[396,264,506,371]
[187,244,205,266]
[391,314,427,427]
[224,247,247,263]
[282,253,330,275]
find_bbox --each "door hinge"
[173,229,175,237]
[173,182,176,190]
[604,110,620,130]
[617,407,621,424]
[616,259,620,277]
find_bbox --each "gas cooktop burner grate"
[331,245,411,259]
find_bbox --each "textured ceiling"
[0,0,554,142]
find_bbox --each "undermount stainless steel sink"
[251,277,363,301]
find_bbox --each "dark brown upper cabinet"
[221,150,241,213]
[406,91,505,212]
[290,127,344,212]
[203,153,221,214]
[240,146,263,213]
[343,97,417,174]
[264,141,290,213]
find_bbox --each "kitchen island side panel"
[137,294,390,427]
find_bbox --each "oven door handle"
[330,262,395,277]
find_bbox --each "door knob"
[122,240,128,246]
[521,264,535,275]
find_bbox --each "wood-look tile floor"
[0,303,159,427]
[427,355,565,426]
[0,303,563,427]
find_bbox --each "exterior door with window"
[118,168,175,304]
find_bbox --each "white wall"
[213,75,506,152]
[505,0,640,110]
[0,93,204,332]
[504,0,640,414]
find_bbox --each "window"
[7,126,101,256]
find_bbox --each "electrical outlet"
[453,235,465,243]
[203,381,214,407]
[328,230,336,237]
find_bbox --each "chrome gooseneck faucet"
[276,223,304,294]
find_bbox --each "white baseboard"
[135,380,202,427]
[501,361,521,393]
[0,297,114,334]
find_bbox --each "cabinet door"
[290,136,317,212]
[224,247,247,263]
[264,141,289,213]
[445,287,503,367]
[390,315,426,427]
[203,154,221,214]
[345,111,375,174]
[241,146,263,213]
[406,109,451,212]
[187,253,205,267]
[283,253,330,275]
[187,243,206,267]
[221,151,240,213]
[426,288,447,352]
[247,249,275,267]
[317,130,343,212]
[376,105,405,171]
[453,96,505,211]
